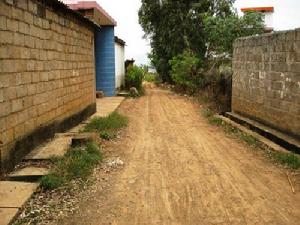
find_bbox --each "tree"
[138,0,263,82]
[204,11,264,57]
[139,0,223,82]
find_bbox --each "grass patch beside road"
[40,142,103,189]
[84,112,128,140]
[202,108,300,169]
[272,151,300,170]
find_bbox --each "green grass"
[84,112,128,140]
[272,151,300,169]
[202,109,214,118]
[239,133,258,147]
[99,131,116,140]
[40,142,103,190]
[208,116,223,126]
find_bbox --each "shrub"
[144,72,159,83]
[125,65,144,92]
[169,50,204,93]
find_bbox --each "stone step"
[8,166,49,182]
[0,181,38,208]
[0,208,19,225]
[25,136,72,160]
[0,181,38,225]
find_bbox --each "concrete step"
[8,166,49,182]
[0,181,38,225]
[25,136,72,160]
[0,181,38,208]
[0,208,19,225]
[218,115,294,154]
[225,112,300,153]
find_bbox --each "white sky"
[97,0,151,66]
[64,0,300,65]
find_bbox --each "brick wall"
[232,29,300,138]
[0,0,96,173]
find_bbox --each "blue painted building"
[95,26,116,96]
[66,1,118,96]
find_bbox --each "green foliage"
[139,1,264,83]
[169,50,204,93]
[239,133,258,147]
[125,65,144,92]
[139,0,235,82]
[84,112,128,133]
[272,152,300,169]
[84,112,127,141]
[40,175,65,190]
[143,72,159,83]
[202,109,214,118]
[99,131,116,140]
[40,142,102,190]
[208,116,223,126]
[204,11,264,55]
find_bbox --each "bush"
[144,72,159,83]
[169,50,204,93]
[125,65,144,92]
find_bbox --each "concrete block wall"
[0,0,96,173]
[232,29,300,138]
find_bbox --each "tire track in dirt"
[61,87,300,225]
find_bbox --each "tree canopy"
[138,0,264,82]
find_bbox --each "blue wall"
[95,26,115,96]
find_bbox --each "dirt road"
[61,87,300,225]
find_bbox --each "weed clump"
[272,152,300,169]
[84,112,128,140]
[40,142,102,190]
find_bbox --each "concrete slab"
[9,166,49,178]
[94,97,125,117]
[218,116,293,154]
[0,181,38,208]
[226,112,300,152]
[0,208,18,225]
[25,136,72,160]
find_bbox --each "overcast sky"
[77,0,300,65]
[98,0,150,66]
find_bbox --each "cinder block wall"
[0,0,96,173]
[232,29,300,138]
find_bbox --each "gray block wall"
[232,29,300,138]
